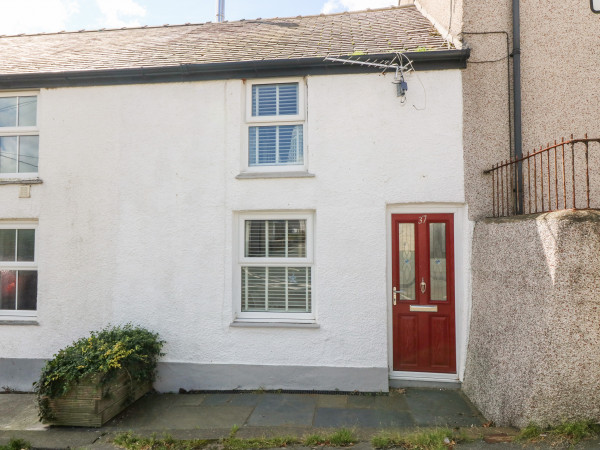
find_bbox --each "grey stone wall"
[463,210,600,427]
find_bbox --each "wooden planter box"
[44,370,151,427]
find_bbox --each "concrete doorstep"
[0,388,596,449]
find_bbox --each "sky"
[0,0,399,35]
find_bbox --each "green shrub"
[33,324,164,421]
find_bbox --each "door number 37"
[418,215,427,224]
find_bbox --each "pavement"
[0,388,598,449]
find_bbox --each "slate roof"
[0,6,450,76]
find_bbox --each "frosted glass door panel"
[429,223,447,300]
[398,223,415,300]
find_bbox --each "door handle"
[420,278,426,294]
[392,287,405,305]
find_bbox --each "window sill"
[0,177,43,185]
[230,321,319,329]
[236,172,315,180]
[0,319,38,325]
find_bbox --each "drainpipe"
[513,0,524,213]
[216,0,225,23]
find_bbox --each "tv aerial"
[324,53,414,100]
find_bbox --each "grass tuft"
[553,421,600,442]
[328,428,357,446]
[518,420,600,445]
[114,429,358,449]
[372,428,463,450]
[113,431,210,449]
[0,438,31,450]
[302,429,357,447]
[303,433,326,446]
[518,423,543,441]
[221,436,298,450]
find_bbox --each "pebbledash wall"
[414,0,600,426]
[464,210,600,427]
[0,70,470,392]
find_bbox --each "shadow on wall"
[463,210,600,427]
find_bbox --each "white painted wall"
[0,70,466,390]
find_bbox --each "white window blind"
[241,219,311,313]
[248,125,303,166]
[242,266,311,312]
[252,83,298,117]
[248,83,303,167]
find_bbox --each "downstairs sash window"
[238,214,314,321]
[0,225,37,318]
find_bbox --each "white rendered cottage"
[0,6,470,392]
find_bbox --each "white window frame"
[234,211,315,323]
[0,91,40,179]
[242,78,308,174]
[0,221,38,319]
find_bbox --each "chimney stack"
[216,0,225,22]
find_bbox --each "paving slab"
[106,394,180,429]
[403,388,485,427]
[113,404,254,431]
[314,407,414,428]
[315,394,348,408]
[247,394,316,427]
[0,394,45,431]
[347,395,410,411]
[201,393,263,407]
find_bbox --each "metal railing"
[485,135,600,217]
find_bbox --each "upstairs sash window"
[0,95,39,175]
[247,82,304,168]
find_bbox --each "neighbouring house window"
[0,94,39,175]
[0,226,37,315]
[246,81,305,169]
[238,213,313,321]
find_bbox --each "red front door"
[392,214,456,373]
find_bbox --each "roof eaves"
[0,49,470,90]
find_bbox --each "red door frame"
[391,213,456,373]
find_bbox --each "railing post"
[554,140,558,211]
[527,151,531,214]
[515,159,524,214]
[585,133,590,208]
[492,165,496,217]
[571,134,576,209]
[561,138,566,210]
